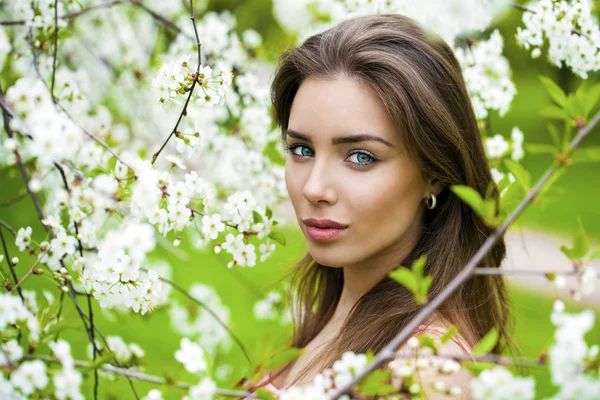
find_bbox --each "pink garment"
[243,324,471,398]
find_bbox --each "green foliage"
[264,140,286,166]
[462,361,498,377]
[253,210,264,224]
[254,388,278,400]
[389,255,432,305]
[418,334,437,355]
[560,216,590,261]
[440,325,459,345]
[471,327,499,357]
[450,185,502,227]
[268,231,287,246]
[355,369,397,396]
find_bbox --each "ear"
[426,177,445,197]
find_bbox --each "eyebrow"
[286,129,394,147]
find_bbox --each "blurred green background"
[1,1,599,399]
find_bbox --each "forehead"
[288,76,402,147]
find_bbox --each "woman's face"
[285,76,439,270]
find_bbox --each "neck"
[332,217,423,325]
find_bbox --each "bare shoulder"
[394,328,474,400]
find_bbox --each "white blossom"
[175,338,207,374]
[10,360,49,395]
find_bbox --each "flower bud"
[11,257,19,265]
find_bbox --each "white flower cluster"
[0,338,80,399]
[5,360,48,398]
[516,0,600,78]
[485,127,524,161]
[101,336,146,365]
[184,376,217,400]
[470,366,535,400]
[253,290,283,320]
[50,340,84,400]
[455,30,517,120]
[547,300,600,399]
[210,191,278,267]
[151,55,232,107]
[0,25,10,66]
[387,336,465,397]
[169,283,232,354]
[174,336,217,400]
[279,351,368,400]
[5,77,84,166]
[2,0,69,31]
[175,337,208,374]
[79,220,163,314]
[273,0,511,46]
[0,293,40,341]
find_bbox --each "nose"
[302,157,337,205]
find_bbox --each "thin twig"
[151,0,202,165]
[327,112,600,399]
[141,267,253,365]
[50,0,59,99]
[474,267,581,276]
[9,250,46,294]
[8,355,256,398]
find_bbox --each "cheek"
[349,167,423,240]
[285,161,303,207]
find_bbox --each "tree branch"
[151,0,202,165]
[328,112,600,399]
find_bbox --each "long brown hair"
[268,13,513,387]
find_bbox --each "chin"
[308,250,351,268]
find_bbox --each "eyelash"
[284,144,378,168]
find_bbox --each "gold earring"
[425,193,437,210]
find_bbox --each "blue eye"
[348,152,374,165]
[286,144,314,157]
[285,144,378,168]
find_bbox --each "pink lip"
[303,218,349,229]
[304,225,348,242]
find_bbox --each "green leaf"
[539,76,567,107]
[254,388,278,400]
[418,335,437,354]
[265,347,303,371]
[504,159,531,190]
[418,275,433,305]
[40,320,82,341]
[356,369,396,396]
[440,325,459,345]
[540,104,569,120]
[389,267,418,294]
[252,210,263,224]
[548,124,561,149]
[560,217,590,261]
[584,83,600,116]
[524,143,556,155]
[412,254,427,276]
[265,206,273,220]
[471,327,498,356]
[268,231,286,246]
[450,185,484,215]
[462,361,498,376]
[589,247,600,261]
[565,95,578,119]
[570,146,600,164]
[497,174,512,195]
[82,351,116,372]
[263,140,286,166]
[499,182,525,216]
